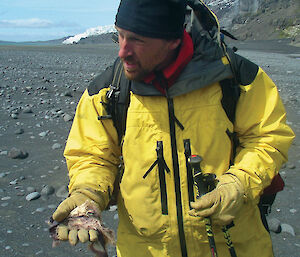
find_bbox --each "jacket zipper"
[184,139,195,209]
[156,71,187,257]
[157,141,169,215]
[143,141,170,215]
[167,97,188,257]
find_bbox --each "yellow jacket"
[64,2,294,256]
[64,64,294,257]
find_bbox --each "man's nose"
[118,39,132,59]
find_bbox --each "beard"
[121,57,150,82]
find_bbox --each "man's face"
[116,27,180,81]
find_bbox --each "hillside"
[208,0,300,45]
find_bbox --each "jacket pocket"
[143,141,170,215]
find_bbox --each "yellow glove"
[52,188,106,245]
[188,174,246,225]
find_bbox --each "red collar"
[143,30,194,94]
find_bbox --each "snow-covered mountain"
[63,25,116,44]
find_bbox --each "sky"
[0,0,120,42]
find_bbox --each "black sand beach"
[0,41,299,257]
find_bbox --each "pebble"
[287,163,296,169]
[109,205,118,212]
[39,131,49,137]
[267,217,281,233]
[64,91,73,97]
[14,128,24,135]
[41,185,55,196]
[55,185,68,198]
[281,223,295,236]
[48,204,57,209]
[0,150,8,156]
[63,113,73,122]
[23,107,33,113]
[8,147,28,159]
[27,186,36,193]
[52,143,62,150]
[9,179,18,185]
[35,250,44,255]
[1,196,11,201]
[0,172,7,178]
[26,192,41,201]
[11,113,18,119]
[34,207,46,213]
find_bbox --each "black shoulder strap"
[106,59,131,144]
[220,78,240,124]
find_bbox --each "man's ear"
[169,38,182,50]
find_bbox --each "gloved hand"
[188,174,246,225]
[52,188,106,245]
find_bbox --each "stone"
[63,113,73,122]
[8,147,28,159]
[281,223,295,236]
[14,128,24,135]
[26,192,41,201]
[267,218,281,233]
[52,143,62,150]
[55,185,68,199]
[41,185,55,196]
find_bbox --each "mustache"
[122,56,135,63]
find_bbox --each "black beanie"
[115,0,187,39]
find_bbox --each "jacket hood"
[130,0,234,97]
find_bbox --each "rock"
[64,91,73,97]
[48,204,57,209]
[8,147,28,159]
[0,172,7,178]
[39,131,49,137]
[0,151,8,156]
[56,185,68,199]
[52,143,62,150]
[14,128,24,135]
[23,107,33,113]
[287,163,296,169]
[267,218,281,233]
[26,192,41,201]
[281,223,295,236]
[63,113,73,122]
[1,196,11,201]
[41,185,55,196]
[9,179,18,185]
[26,187,36,193]
[34,207,46,213]
[11,113,18,119]
[109,205,118,212]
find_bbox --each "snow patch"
[63,25,116,45]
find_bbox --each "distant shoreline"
[1,38,299,55]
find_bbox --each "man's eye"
[132,37,144,43]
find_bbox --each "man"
[52,0,295,256]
